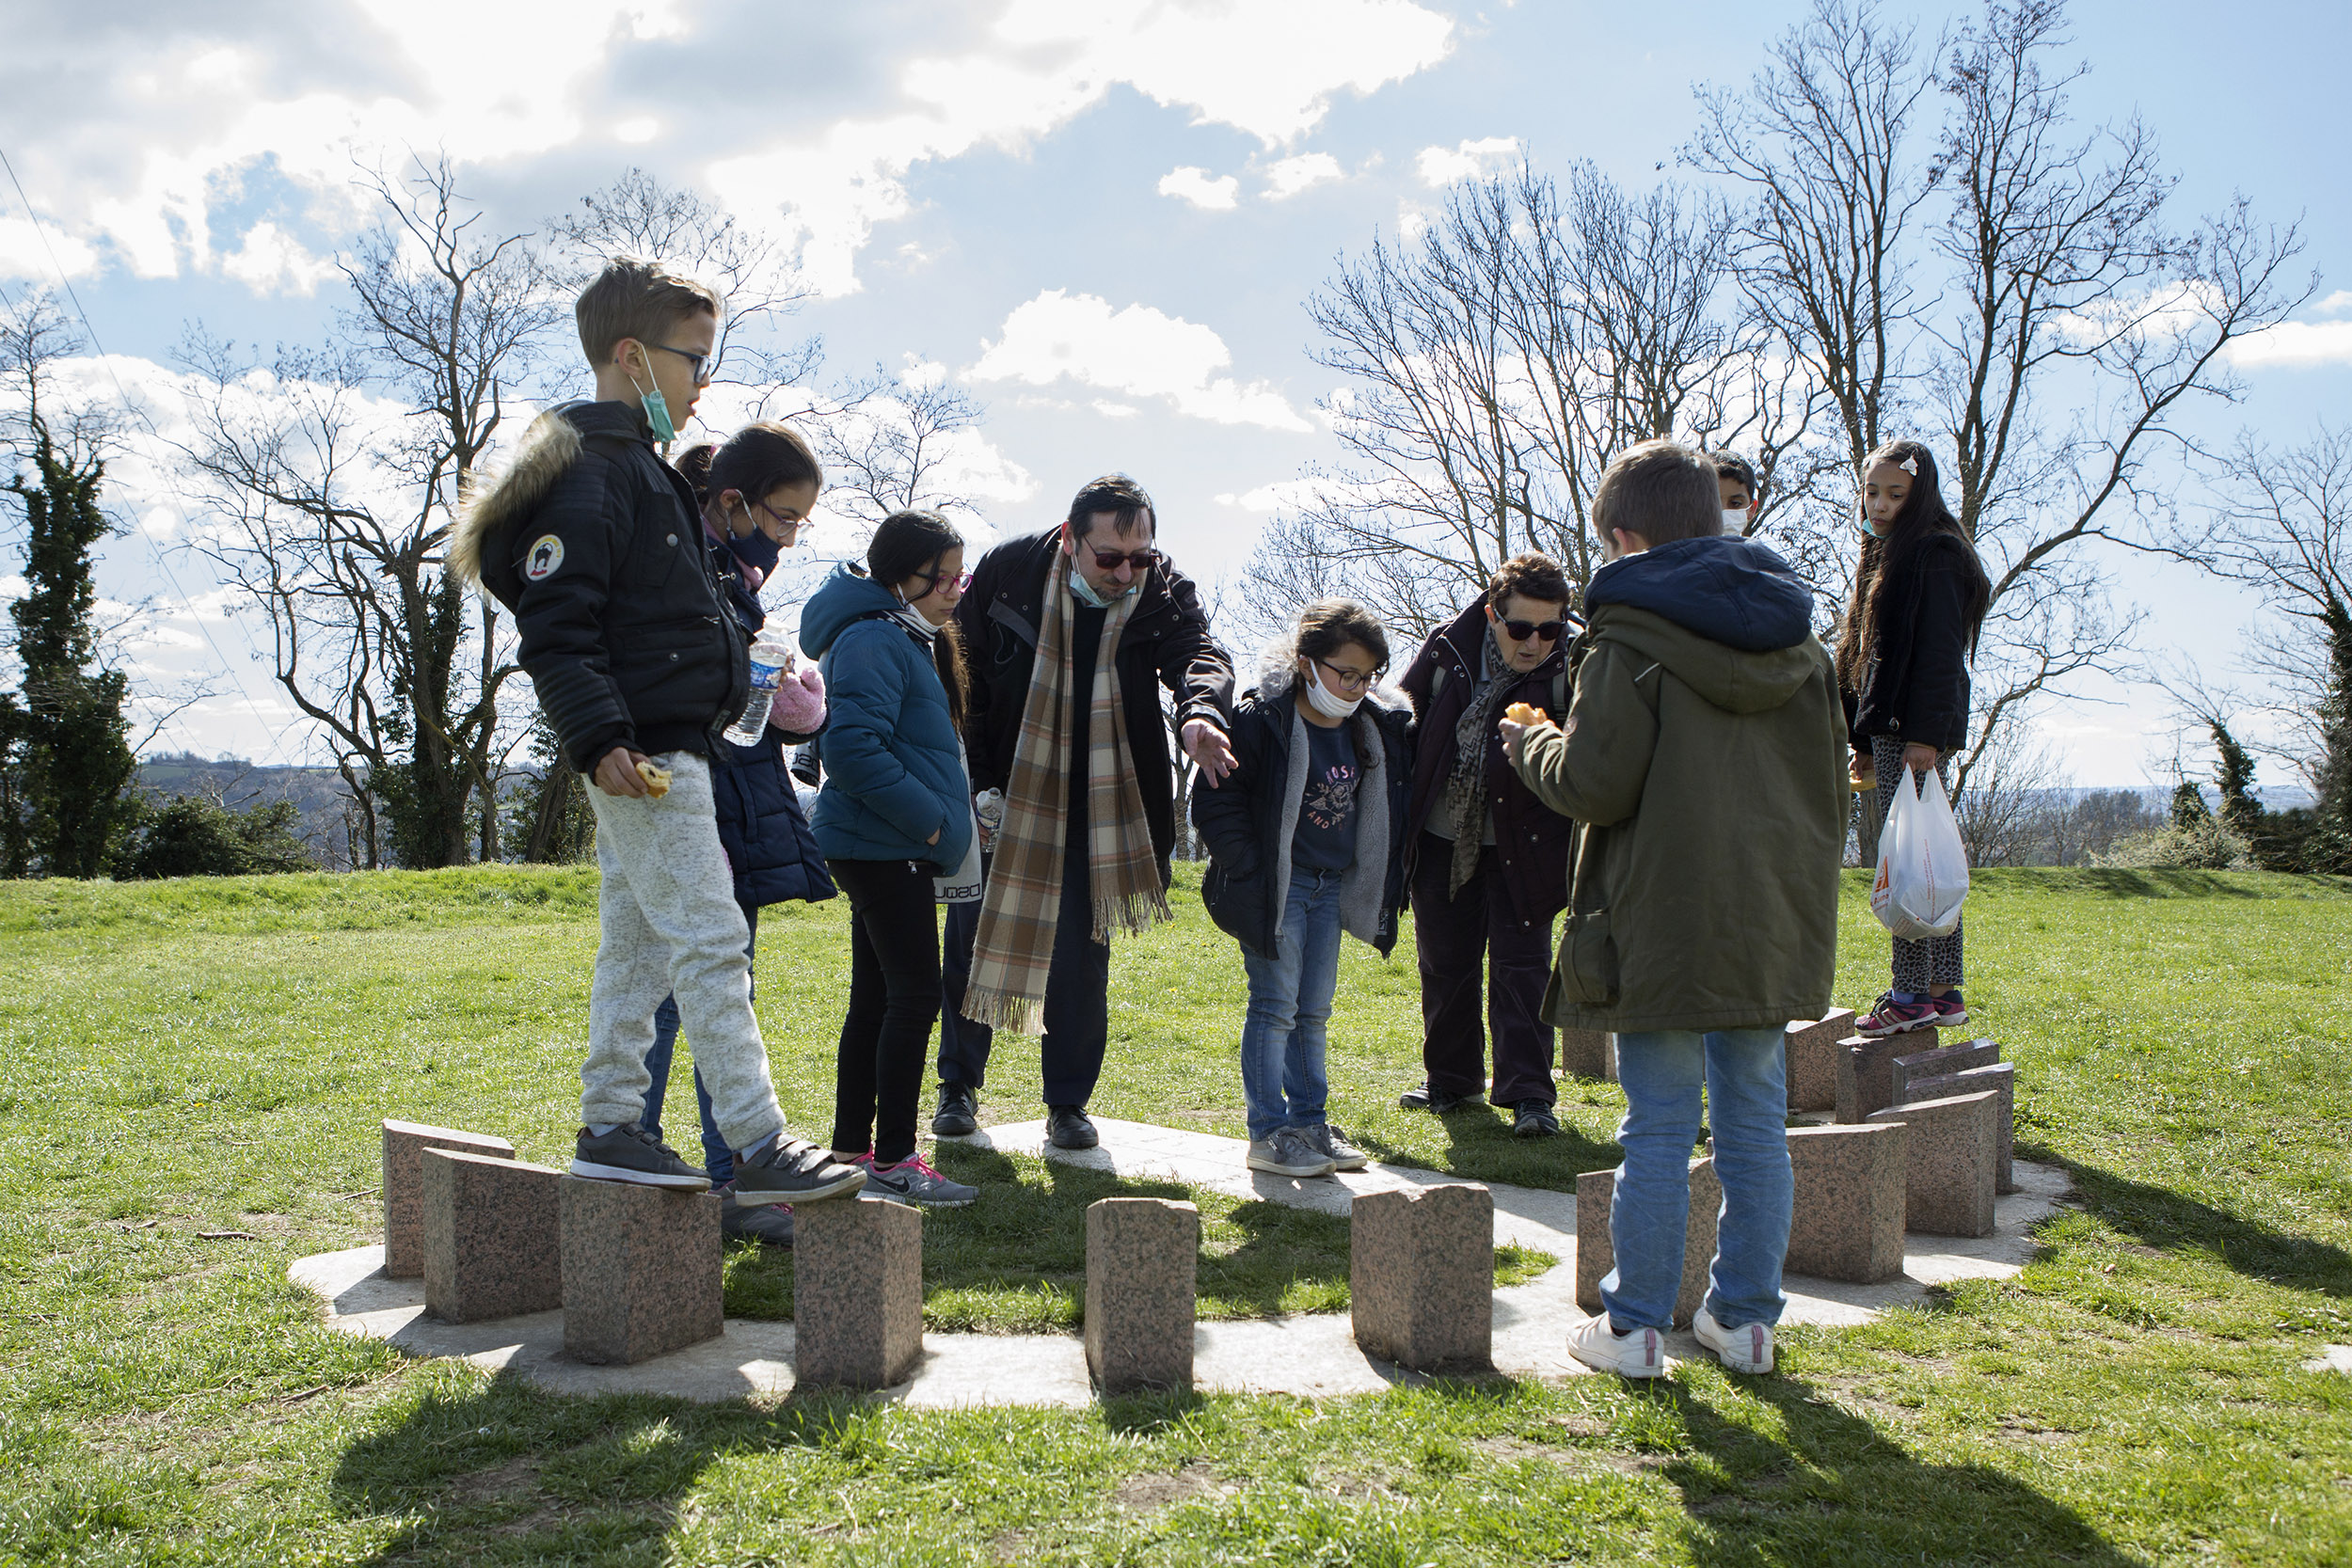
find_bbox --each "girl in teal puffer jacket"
[802,512,981,1207]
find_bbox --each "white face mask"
[1723,508,1749,534]
[1299,661,1365,719]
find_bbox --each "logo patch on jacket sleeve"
[523,534,565,580]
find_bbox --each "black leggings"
[827,858,942,1165]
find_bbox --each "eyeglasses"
[651,341,719,387]
[1312,658,1384,693]
[1499,618,1567,642]
[1086,546,1160,574]
[919,567,973,597]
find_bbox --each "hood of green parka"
[1588,603,1824,716]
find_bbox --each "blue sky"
[1,0,2345,785]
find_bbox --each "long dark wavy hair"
[1835,440,1992,697]
[868,508,970,730]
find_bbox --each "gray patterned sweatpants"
[580,752,785,1151]
[1871,734,1965,990]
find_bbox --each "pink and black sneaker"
[1856,991,1942,1037]
[1930,990,1969,1028]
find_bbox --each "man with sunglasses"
[1395,552,1581,1138]
[933,474,1236,1148]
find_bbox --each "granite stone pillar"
[1867,1089,2000,1238]
[1784,1123,1908,1283]
[794,1197,925,1390]
[1836,1027,1939,1124]
[1351,1183,1494,1373]
[421,1149,564,1323]
[1784,1009,1858,1112]
[558,1177,723,1365]
[381,1119,515,1278]
[1085,1197,1200,1394]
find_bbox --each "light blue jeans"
[1604,1026,1793,1332]
[1238,867,1344,1142]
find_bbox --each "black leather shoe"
[931,1082,978,1138]
[1046,1103,1099,1149]
[1398,1082,1486,1114]
[1512,1100,1561,1138]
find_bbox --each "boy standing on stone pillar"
[453,257,864,1211]
[1501,439,1846,1377]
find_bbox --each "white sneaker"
[1565,1312,1668,1378]
[1693,1307,1774,1374]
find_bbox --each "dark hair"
[1592,439,1723,546]
[1486,551,1570,611]
[868,509,970,728]
[1064,473,1154,544]
[1708,450,1759,499]
[574,255,721,366]
[676,422,823,509]
[1295,598,1390,672]
[1834,440,1993,696]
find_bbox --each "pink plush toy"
[769,663,826,733]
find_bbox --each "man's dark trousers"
[1411,831,1558,1106]
[938,831,1111,1106]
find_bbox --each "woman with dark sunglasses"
[1394,552,1581,1139]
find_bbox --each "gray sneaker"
[1307,1123,1371,1171]
[1247,1127,1339,1178]
[716,1187,795,1247]
[862,1153,978,1208]
[732,1135,866,1205]
[571,1124,709,1190]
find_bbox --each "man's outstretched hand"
[1183,719,1237,786]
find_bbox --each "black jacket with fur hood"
[451,400,750,773]
[1189,638,1413,961]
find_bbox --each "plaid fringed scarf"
[960,558,1170,1034]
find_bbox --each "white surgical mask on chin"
[1300,663,1364,720]
[1069,557,1124,609]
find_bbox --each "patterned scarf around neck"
[1443,628,1515,898]
[960,557,1170,1034]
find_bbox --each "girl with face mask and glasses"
[1189,600,1415,1179]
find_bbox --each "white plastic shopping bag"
[1870,764,1969,940]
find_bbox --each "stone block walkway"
[289,1117,2069,1406]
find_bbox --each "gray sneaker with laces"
[571,1124,709,1189]
[863,1154,979,1208]
[1247,1126,1339,1178]
[1306,1123,1370,1171]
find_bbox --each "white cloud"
[709,0,1452,294]
[1263,152,1343,200]
[217,220,338,296]
[1219,479,1316,512]
[1092,400,1141,419]
[2316,290,2352,317]
[969,289,1311,432]
[0,216,100,281]
[2227,319,2352,369]
[1414,135,1519,186]
[1158,166,1240,211]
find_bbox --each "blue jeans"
[644,906,759,1183]
[1238,867,1344,1142]
[1604,1026,1792,1332]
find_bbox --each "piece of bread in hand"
[634,758,673,798]
[1504,702,1543,726]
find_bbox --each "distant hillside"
[136,755,359,869]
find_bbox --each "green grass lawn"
[0,863,2347,1564]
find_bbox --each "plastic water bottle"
[974,787,1006,851]
[723,639,794,745]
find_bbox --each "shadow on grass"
[1654,1376,2138,1565]
[327,1374,922,1567]
[2055,1154,2352,1298]
[1351,1105,1619,1196]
